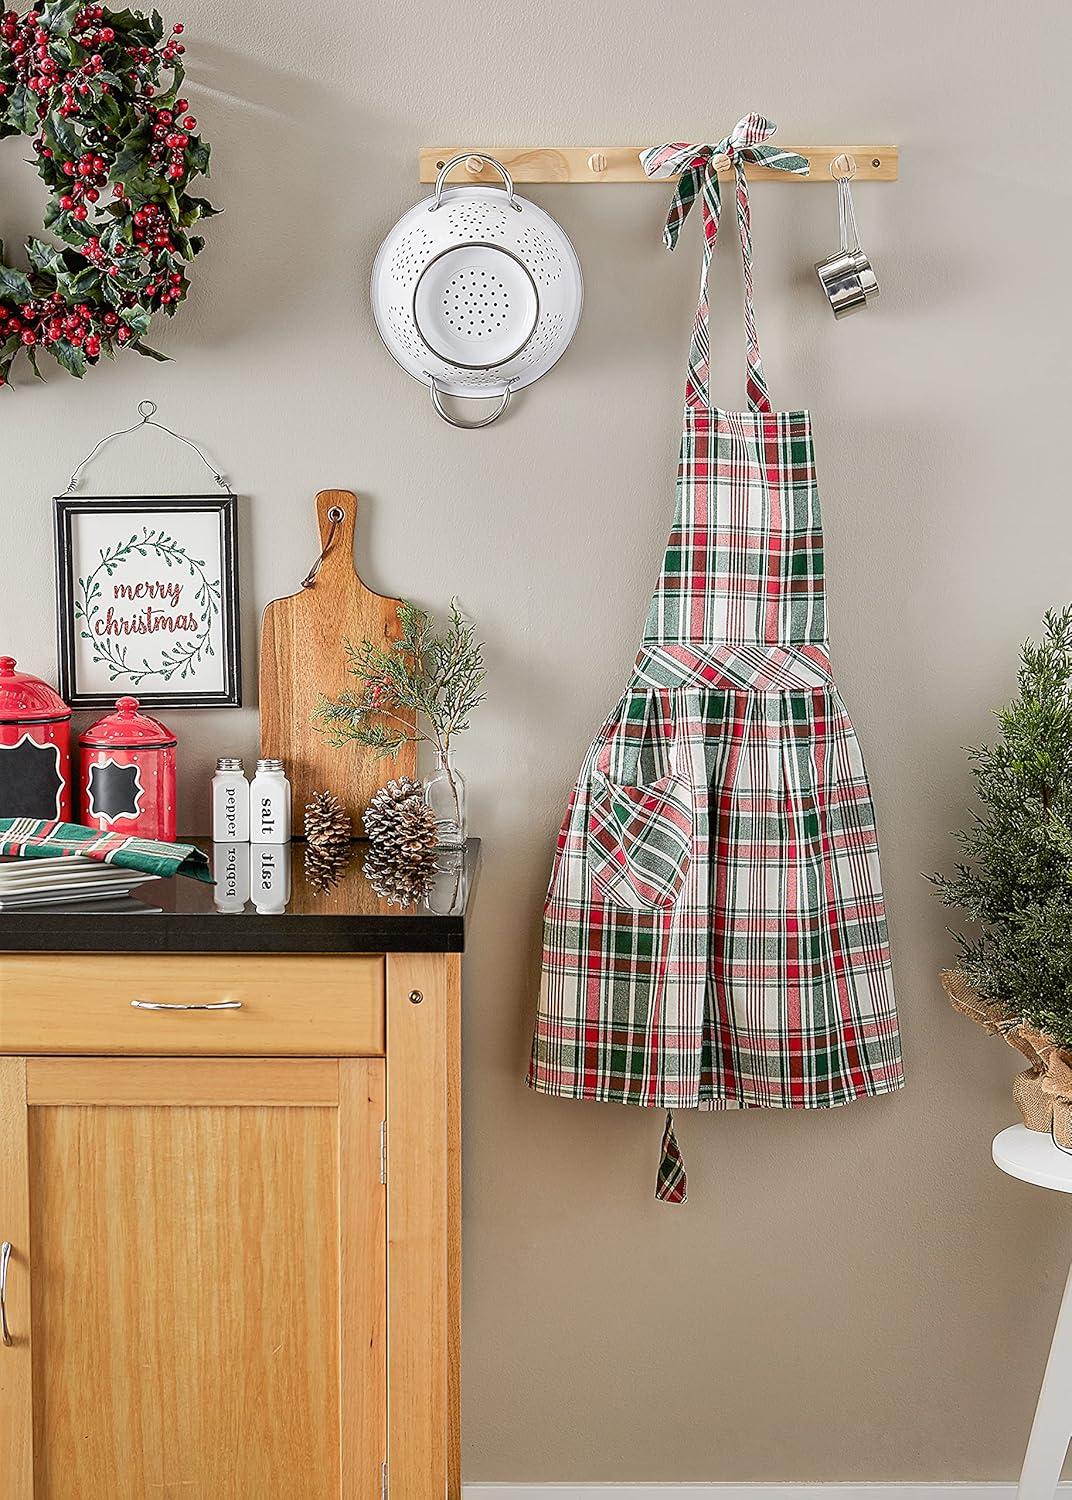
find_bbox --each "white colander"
[371,154,583,428]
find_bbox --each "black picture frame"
[53,493,242,711]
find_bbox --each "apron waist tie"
[655,1110,688,1204]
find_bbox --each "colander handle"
[431,154,520,212]
[429,376,512,429]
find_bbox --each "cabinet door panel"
[0,1059,32,1500]
[0,1057,385,1500]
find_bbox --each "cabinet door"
[0,1057,385,1500]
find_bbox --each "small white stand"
[994,1124,1072,1500]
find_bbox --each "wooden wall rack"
[419,146,899,185]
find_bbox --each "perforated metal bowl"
[371,155,583,428]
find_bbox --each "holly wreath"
[0,0,217,384]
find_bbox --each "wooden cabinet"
[0,949,461,1500]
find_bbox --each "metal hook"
[137,399,158,420]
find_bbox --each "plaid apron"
[528,116,904,1203]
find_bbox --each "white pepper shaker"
[212,757,249,842]
[250,758,291,843]
[212,841,250,913]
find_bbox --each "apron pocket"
[588,773,694,910]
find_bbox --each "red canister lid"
[79,696,178,750]
[0,656,71,725]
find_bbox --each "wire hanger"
[60,399,231,496]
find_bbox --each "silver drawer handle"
[1,1241,12,1347]
[131,1000,243,1012]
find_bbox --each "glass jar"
[424,749,466,847]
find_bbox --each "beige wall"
[2,0,1069,1482]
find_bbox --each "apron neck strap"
[642,118,808,413]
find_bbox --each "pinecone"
[303,791,353,892]
[305,790,353,852]
[362,841,436,908]
[362,777,438,860]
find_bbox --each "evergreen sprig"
[312,599,486,761]
[931,605,1072,1046]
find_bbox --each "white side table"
[994,1124,1072,1500]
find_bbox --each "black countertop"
[0,838,480,954]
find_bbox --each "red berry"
[59,194,73,209]
[172,21,183,31]
[20,329,35,345]
[73,204,87,219]
[181,115,196,129]
[175,98,188,111]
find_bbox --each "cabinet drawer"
[0,954,384,1056]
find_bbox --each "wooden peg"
[464,155,485,176]
[587,151,608,174]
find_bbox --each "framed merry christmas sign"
[53,495,241,710]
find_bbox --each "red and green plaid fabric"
[641,116,809,413]
[0,818,212,882]
[529,117,903,1201]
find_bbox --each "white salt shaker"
[251,842,291,913]
[250,758,291,843]
[212,757,249,842]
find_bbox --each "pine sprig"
[931,605,1072,1046]
[312,598,486,761]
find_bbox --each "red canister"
[0,656,73,821]
[79,696,177,841]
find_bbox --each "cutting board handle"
[303,489,358,588]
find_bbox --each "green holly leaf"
[178,195,220,226]
[25,238,63,276]
[52,339,86,378]
[119,304,151,335]
[156,59,185,102]
[40,0,79,36]
[185,140,210,176]
[0,263,33,301]
[26,347,46,382]
[101,9,147,33]
[111,123,152,179]
[9,84,38,136]
[132,339,169,361]
[46,109,81,157]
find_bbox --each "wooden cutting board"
[259,489,416,833]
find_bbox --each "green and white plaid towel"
[0,819,213,883]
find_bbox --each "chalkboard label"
[86,759,143,824]
[0,736,65,820]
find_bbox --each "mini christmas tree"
[932,605,1072,1046]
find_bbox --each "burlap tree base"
[942,969,1072,1147]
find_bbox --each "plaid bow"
[641,115,809,250]
[641,116,808,411]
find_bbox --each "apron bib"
[528,116,904,1202]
